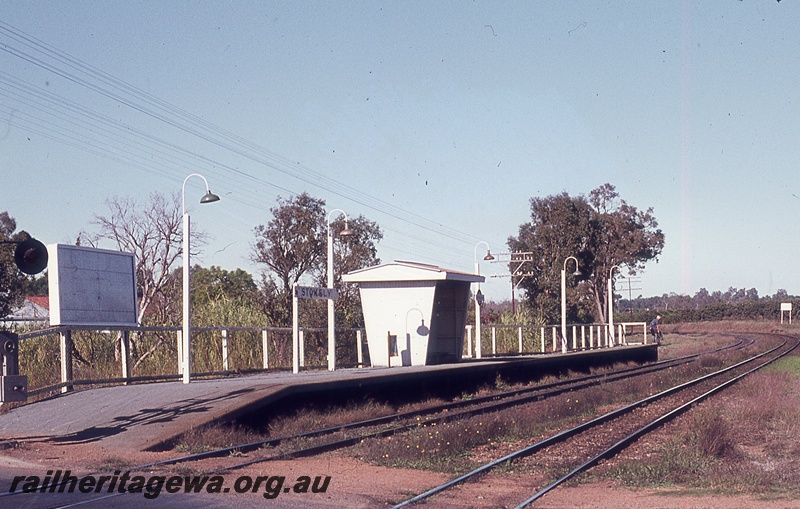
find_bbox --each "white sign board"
[48,244,138,326]
[294,286,338,300]
[780,302,793,324]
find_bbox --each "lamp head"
[483,250,495,261]
[200,190,220,204]
[339,221,354,237]
[573,269,582,277]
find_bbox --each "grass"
[605,348,800,498]
[351,371,672,473]
[90,455,135,472]
[350,332,794,484]
[173,423,266,454]
[765,355,800,375]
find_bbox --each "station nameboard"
[294,286,338,300]
[48,244,138,326]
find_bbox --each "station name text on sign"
[294,286,339,300]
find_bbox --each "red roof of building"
[26,296,49,310]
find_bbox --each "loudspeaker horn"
[14,238,48,275]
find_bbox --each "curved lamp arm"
[563,255,581,276]
[182,173,219,214]
[327,209,353,236]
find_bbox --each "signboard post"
[292,285,339,373]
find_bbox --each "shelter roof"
[342,260,484,283]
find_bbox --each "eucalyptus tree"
[508,184,664,324]
[507,192,596,324]
[81,192,209,325]
[310,214,382,328]
[251,192,382,327]
[586,183,665,321]
[79,192,211,368]
[0,211,33,318]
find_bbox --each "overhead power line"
[0,21,494,257]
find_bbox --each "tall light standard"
[608,265,620,347]
[181,173,220,384]
[327,209,353,371]
[561,256,581,353]
[473,241,494,359]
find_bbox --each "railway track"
[391,333,798,508]
[119,335,753,471]
[0,332,778,508]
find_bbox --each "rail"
[393,334,797,508]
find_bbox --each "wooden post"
[176,331,183,374]
[268,329,269,369]
[221,329,229,371]
[299,330,305,368]
[120,330,131,384]
[59,330,73,393]
[540,327,545,353]
[356,330,363,366]
[292,283,299,373]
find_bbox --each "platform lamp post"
[473,241,494,359]
[608,265,620,347]
[181,173,220,384]
[561,256,582,354]
[327,209,353,371]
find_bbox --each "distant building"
[2,296,50,328]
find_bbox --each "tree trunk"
[590,284,606,324]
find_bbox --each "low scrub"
[608,351,800,497]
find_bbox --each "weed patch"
[607,350,800,498]
[173,423,265,453]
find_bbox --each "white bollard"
[541,327,546,353]
[357,330,363,366]
[221,329,229,371]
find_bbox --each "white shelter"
[343,261,484,367]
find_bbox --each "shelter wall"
[358,281,435,367]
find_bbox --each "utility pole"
[488,251,536,313]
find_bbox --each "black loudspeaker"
[13,238,48,275]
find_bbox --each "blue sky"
[1,1,798,302]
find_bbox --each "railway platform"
[0,344,657,453]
